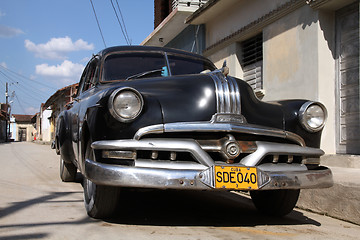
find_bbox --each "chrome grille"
[209,71,246,124]
[209,71,241,114]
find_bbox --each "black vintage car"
[54,46,333,219]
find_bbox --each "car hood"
[120,74,217,123]
[100,73,285,129]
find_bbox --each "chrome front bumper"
[85,159,333,190]
[85,139,333,190]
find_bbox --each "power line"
[110,0,130,45]
[0,69,50,100]
[0,70,46,103]
[116,0,131,45]
[0,64,57,90]
[115,0,131,45]
[89,0,107,48]
[14,94,27,114]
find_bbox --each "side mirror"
[221,60,229,76]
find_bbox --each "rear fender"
[57,111,75,164]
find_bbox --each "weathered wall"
[16,123,34,142]
[205,0,289,47]
[41,109,52,142]
[262,6,336,153]
[263,5,319,101]
[205,3,338,153]
[208,43,243,78]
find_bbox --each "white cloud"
[0,62,7,68]
[25,106,38,115]
[36,60,84,78]
[0,24,24,38]
[35,60,85,87]
[25,36,94,60]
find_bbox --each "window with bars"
[241,33,263,91]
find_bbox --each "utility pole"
[5,82,8,142]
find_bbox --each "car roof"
[98,45,209,60]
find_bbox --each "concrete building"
[40,83,78,142]
[143,0,359,156]
[10,114,34,142]
[142,0,208,54]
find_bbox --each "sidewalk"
[297,155,360,225]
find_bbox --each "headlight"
[299,101,327,132]
[108,88,144,122]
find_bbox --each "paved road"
[1,142,360,240]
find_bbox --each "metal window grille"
[241,34,263,91]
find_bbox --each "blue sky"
[0,0,154,115]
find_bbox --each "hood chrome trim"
[209,71,246,123]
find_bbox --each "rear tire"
[60,156,77,182]
[250,189,300,217]
[83,141,120,219]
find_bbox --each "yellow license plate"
[214,166,258,190]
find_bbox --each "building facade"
[0,104,8,142]
[10,114,35,142]
[142,0,207,54]
[143,0,359,156]
[40,83,78,142]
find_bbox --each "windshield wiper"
[126,69,163,81]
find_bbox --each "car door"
[71,57,99,163]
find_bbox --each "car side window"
[82,59,99,92]
[77,65,90,97]
[77,58,99,95]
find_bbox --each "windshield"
[167,54,215,75]
[103,52,166,81]
[102,52,216,81]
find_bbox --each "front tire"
[60,156,77,182]
[250,189,300,217]
[83,141,120,219]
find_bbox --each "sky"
[0,0,154,115]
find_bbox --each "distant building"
[40,83,78,142]
[143,0,359,156]
[0,103,9,142]
[10,114,34,142]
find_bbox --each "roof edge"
[185,0,219,24]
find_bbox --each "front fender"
[80,91,164,144]
[275,100,324,148]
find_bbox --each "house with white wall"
[40,83,78,143]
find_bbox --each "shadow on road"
[105,188,321,227]
[0,171,320,231]
[0,191,82,220]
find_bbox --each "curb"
[297,166,360,225]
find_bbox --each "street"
[1,142,360,240]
